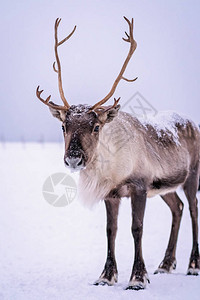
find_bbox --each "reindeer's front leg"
[127,188,149,290]
[94,198,120,286]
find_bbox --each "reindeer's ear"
[97,104,120,124]
[49,106,66,122]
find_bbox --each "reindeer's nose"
[64,155,83,170]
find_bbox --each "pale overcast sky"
[0,0,200,141]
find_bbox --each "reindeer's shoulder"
[113,110,142,129]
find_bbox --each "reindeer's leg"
[183,165,200,275]
[94,198,120,286]
[154,192,184,274]
[126,189,149,290]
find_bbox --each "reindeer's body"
[77,109,200,288]
[36,17,200,290]
[79,111,200,206]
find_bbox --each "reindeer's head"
[36,17,137,171]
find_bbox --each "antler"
[36,86,69,110]
[53,18,76,109]
[90,16,137,111]
[94,97,121,112]
[36,18,76,110]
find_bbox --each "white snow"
[140,111,190,145]
[0,143,200,300]
[67,105,91,119]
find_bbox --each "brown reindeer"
[36,17,200,290]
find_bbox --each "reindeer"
[36,17,200,290]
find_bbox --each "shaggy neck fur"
[78,112,143,207]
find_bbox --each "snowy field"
[0,143,200,300]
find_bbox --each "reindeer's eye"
[94,125,100,133]
[62,125,65,132]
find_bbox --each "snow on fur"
[140,111,190,145]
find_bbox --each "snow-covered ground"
[0,143,200,300]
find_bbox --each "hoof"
[187,259,200,275]
[154,269,167,274]
[187,268,199,276]
[126,282,145,291]
[94,272,118,286]
[154,259,176,274]
[126,274,150,290]
[93,281,109,286]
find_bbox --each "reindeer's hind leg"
[183,164,200,275]
[154,192,184,274]
[94,198,120,286]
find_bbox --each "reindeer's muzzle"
[64,155,84,171]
